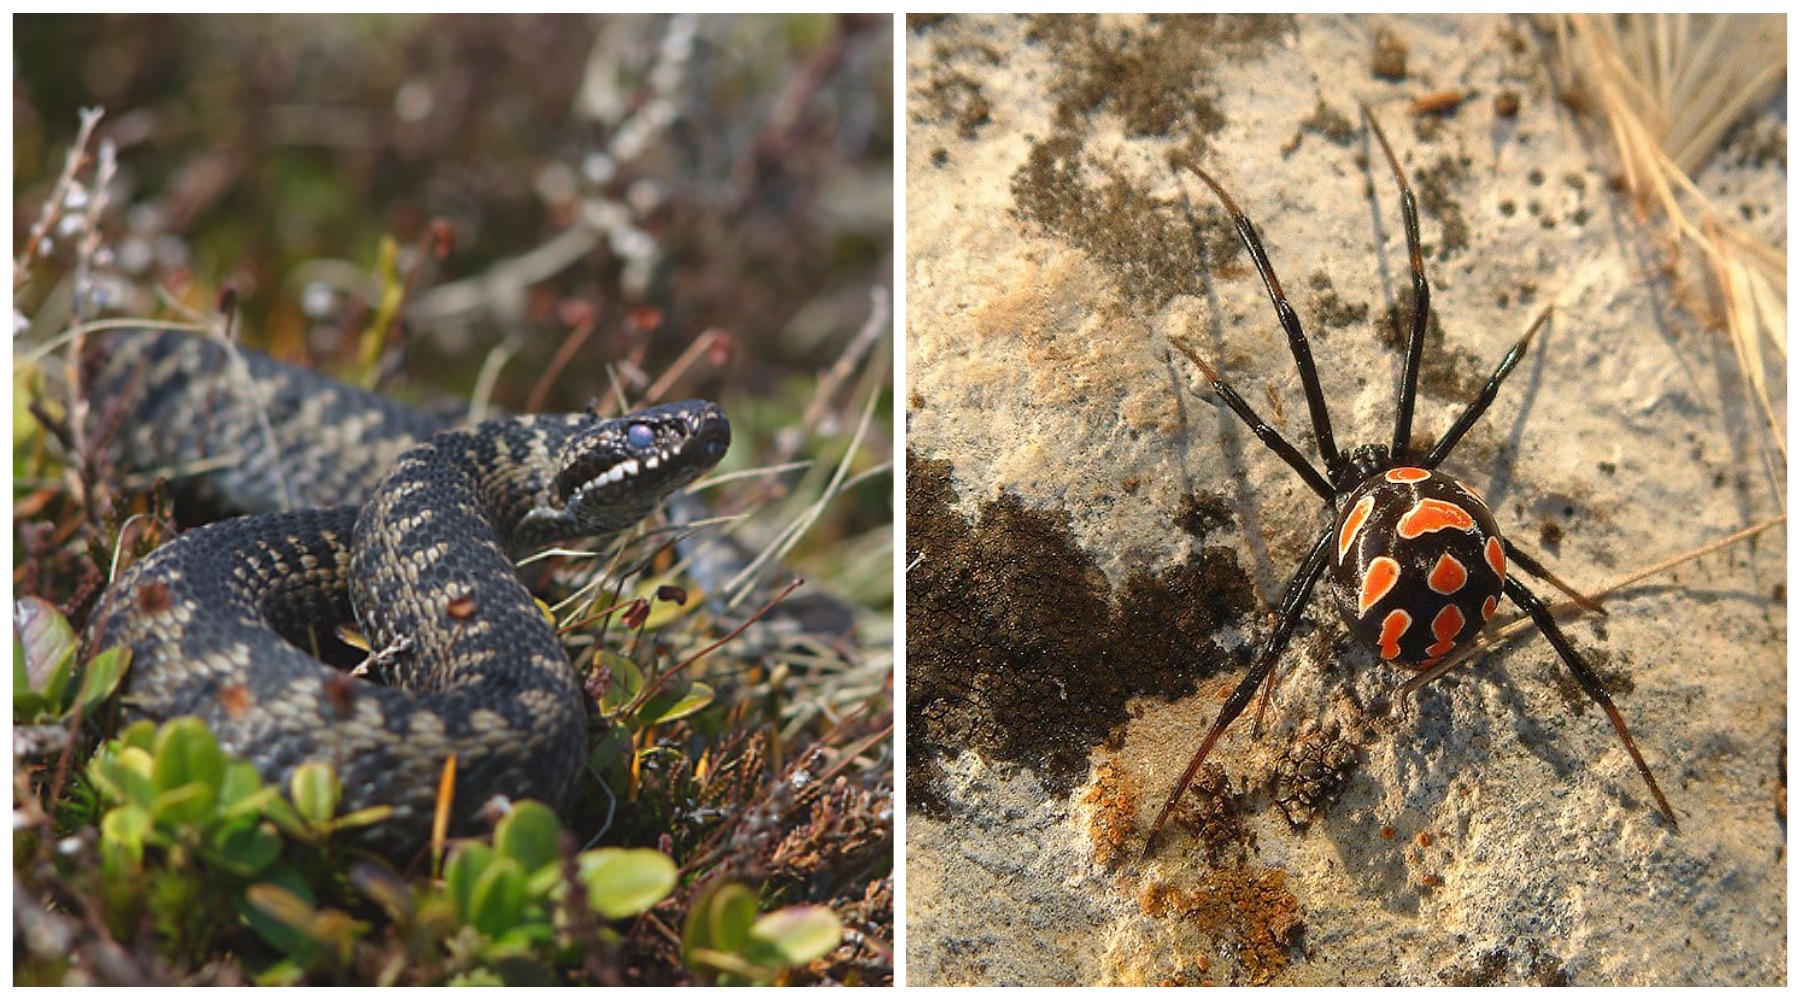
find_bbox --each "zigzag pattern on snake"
[82,329,730,854]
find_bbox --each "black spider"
[1143,106,1677,855]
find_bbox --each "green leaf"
[330,803,393,831]
[595,649,643,714]
[117,719,158,753]
[744,905,843,969]
[206,817,282,876]
[446,842,495,923]
[289,761,341,826]
[577,847,677,919]
[241,877,323,964]
[89,745,156,810]
[12,688,47,721]
[218,761,276,815]
[151,717,227,795]
[685,947,773,983]
[152,781,217,827]
[99,804,150,874]
[588,725,634,779]
[467,856,527,938]
[493,800,563,874]
[14,596,77,706]
[684,880,759,959]
[69,646,130,717]
[15,646,74,722]
[252,960,309,988]
[635,678,714,726]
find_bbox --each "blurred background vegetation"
[15,10,893,610]
[15,13,892,378]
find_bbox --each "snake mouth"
[554,400,730,512]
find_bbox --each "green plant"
[682,879,844,985]
[13,596,128,726]
[80,716,318,974]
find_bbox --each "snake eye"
[626,423,655,449]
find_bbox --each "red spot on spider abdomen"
[1397,498,1476,538]
[1337,495,1375,563]
[1359,557,1400,615]
[1425,604,1466,658]
[1378,609,1411,660]
[1428,553,1468,595]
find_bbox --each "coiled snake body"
[83,330,730,853]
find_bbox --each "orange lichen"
[1139,867,1303,985]
[1081,758,1141,869]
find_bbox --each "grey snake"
[81,329,730,854]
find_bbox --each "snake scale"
[81,329,730,854]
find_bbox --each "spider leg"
[1172,153,1342,477]
[1251,649,1281,736]
[1143,527,1334,857]
[1170,339,1334,501]
[1362,106,1432,461]
[1502,573,1679,831]
[1504,539,1606,614]
[1424,306,1552,468]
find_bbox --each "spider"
[1142,106,1677,856]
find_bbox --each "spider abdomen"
[1329,467,1506,665]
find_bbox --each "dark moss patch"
[1005,17,1298,314]
[1306,272,1370,332]
[1026,14,1287,139]
[914,67,993,139]
[1010,133,1240,312]
[1441,948,1510,987]
[1439,943,1571,987]
[1298,99,1359,149]
[1175,491,1236,539]
[906,452,1256,815]
[1410,154,1473,258]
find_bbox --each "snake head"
[551,400,731,538]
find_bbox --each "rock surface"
[904,13,1786,986]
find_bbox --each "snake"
[80,329,730,854]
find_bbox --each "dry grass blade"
[1556,13,1787,468]
[719,292,893,610]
